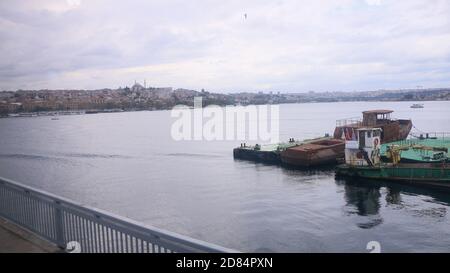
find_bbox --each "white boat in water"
[410,103,424,108]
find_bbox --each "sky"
[1,0,450,93]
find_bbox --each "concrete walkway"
[0,217,61,253]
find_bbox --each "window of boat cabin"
[377,113,391,122]
[359,131,366,148]
[363,111,392,126]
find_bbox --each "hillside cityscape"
[1,82,450,116]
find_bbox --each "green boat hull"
[336,163,450,188]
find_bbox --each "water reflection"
[336,178,383,229]
[385,187,402,207]
[336,177,450,229]
[280,165,336,178]
[342,180,381,216]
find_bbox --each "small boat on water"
[410,103,424,109]
[336,127,450,188]
[17,113,38,117]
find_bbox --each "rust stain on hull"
[334,110,412,143]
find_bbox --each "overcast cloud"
[1,0,450,92]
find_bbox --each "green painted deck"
[238,142,299,152]
[380,137,450,163]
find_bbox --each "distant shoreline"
[1,85,449,117]
[2,99,448,119]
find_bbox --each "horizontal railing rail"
[0,176,236,253]
[336,117,362,127]
[409,132,450,139]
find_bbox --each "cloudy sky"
[1,0,450,92]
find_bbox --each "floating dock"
[234,109,413,168]
[233,139,306,164]
[233,136,346,167]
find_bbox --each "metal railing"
[409,132,450,139]
[336,117,362,127]
[0,176,236,253]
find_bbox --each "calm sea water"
[1,101,450,252]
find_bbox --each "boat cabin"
[362,110,393,126]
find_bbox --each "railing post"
[54,200,65,248]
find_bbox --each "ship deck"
[380,137,450,163]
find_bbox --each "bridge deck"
[0,217,60,253]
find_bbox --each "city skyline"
[1,0,450,92]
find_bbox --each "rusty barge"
[280,138,345,167]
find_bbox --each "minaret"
[144,80,147,89]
